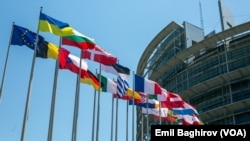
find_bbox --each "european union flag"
[11,25,44,49]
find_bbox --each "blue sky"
[0,0,249,141]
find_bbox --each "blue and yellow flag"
[39,12,74,36]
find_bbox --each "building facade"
[136,21,250,140]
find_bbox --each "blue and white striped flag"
[100,63,130,97]
[117,76,129,97]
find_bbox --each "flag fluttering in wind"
[11,24,100,90]
[62,30,96,50]
[98,74,117,93]
[11,25,60,60]
[82,45,117,65]
[164,91,184,108]
[98,74,141,100]
[117,75,129,98]
[154,109,178,122]
[113,91,141,103]
[148,88,168,101]
[130,74,200,125]
[11,25,44,49]
[80,70,100,90]
[59,48,88,71]
[101,63,130,80]
[179,114,203,125]
[61,29,117,65]
[129,98,159,108]
[134,74,162,95]
[59,49,100,90]
[172,102,199,115]
[39,12,74,36]
[35,41,61,59]
[141,106,169,117]
[126,88,141,100]
[148,89,185,108]
[101,63,130,97]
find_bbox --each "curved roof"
[137,21,250,80]
[136,21,182,76]
[150,21,250,80]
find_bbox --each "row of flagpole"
[0,27,161,141]
[0,6,148,141]
[0,6,202,141]
[0,7,126,141]
[0,24,138,141]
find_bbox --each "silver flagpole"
[91,89,97,141]
[20,7,43,141]
[141,73,147,141]
[0,22,15,102]
[115,95,119,141]
[132,71,135,141]
[47,32,61,141]
[146,96,149,141]
[71,51,83,141]
[126,100,128,141]
[115,61,119,141]
[95,64,101,141]
[91,69,98,141]
[110,92,114,141]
